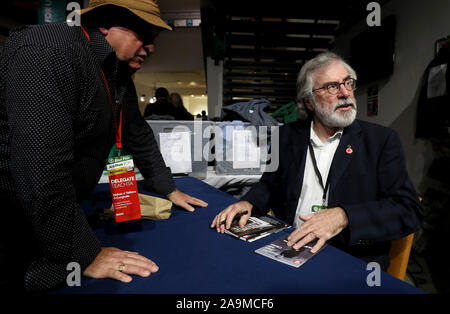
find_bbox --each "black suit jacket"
[242,119,423,268]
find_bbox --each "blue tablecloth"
[56,177,423,294]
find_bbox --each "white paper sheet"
[232,129,260,169]
[159,132,192,173]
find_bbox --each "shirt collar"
[310,120,343,147]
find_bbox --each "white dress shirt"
[293,121,343,228]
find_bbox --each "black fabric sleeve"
[340,130,424,244]
[240,170,280,216]
[5,45,101,291]
[122,81,175,196]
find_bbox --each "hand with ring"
[286,207,349,254]
[83,247,159,283]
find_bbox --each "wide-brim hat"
[80,0,172,31]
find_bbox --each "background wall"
[182,94,208,116]
[334,0,450,191]
[144,27,204,72]
[134,27,208,115]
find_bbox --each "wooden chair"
[387,233,415,280]
[387,196,422,280]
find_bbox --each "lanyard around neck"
[308,142,331,206]
[80,25,123,149]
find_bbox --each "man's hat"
[80,0,172,31]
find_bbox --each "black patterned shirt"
[0,23,174,291]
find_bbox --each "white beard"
[313,98,357,128]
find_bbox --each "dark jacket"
[0,24,174,291]
[241,119,423,269]
[415,44,450,139]
[221,99,278,126]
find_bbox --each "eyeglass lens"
[327,79,356,94]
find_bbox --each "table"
[55,177,423,294]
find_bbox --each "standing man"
[0,0,207,291]
[211,52,423,270]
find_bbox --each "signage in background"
[38,0,67,24]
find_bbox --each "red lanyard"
[81,25,123,149]
[100,71,123,149]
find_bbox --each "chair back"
[387,233,415,280]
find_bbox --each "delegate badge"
[106,155,141,223]
[311,205,327,213]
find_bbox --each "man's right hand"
[210,201,253,233]
[83,247,159,283]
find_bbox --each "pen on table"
[220,210,248,225]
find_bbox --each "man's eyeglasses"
[312,78,357,95]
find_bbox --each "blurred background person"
[170,92,194,120]
[144,87,177,119]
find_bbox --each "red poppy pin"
[346,146,353,155]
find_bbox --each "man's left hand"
[286,207,348,253]
[166,189,208,212]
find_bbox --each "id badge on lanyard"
[81,25,141,222]
[102,80,141,223]
[107,154,141,222]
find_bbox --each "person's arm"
[341,130,423,244]
[240,170,281,216]
[122,82,176,196]
[5,45,101,291]
[212,139,285,231]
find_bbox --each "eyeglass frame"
[312,77,357,95]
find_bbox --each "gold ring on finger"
[118,263,126,272]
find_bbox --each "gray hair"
[296,52,357,119]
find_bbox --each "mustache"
[333,98,356,111]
